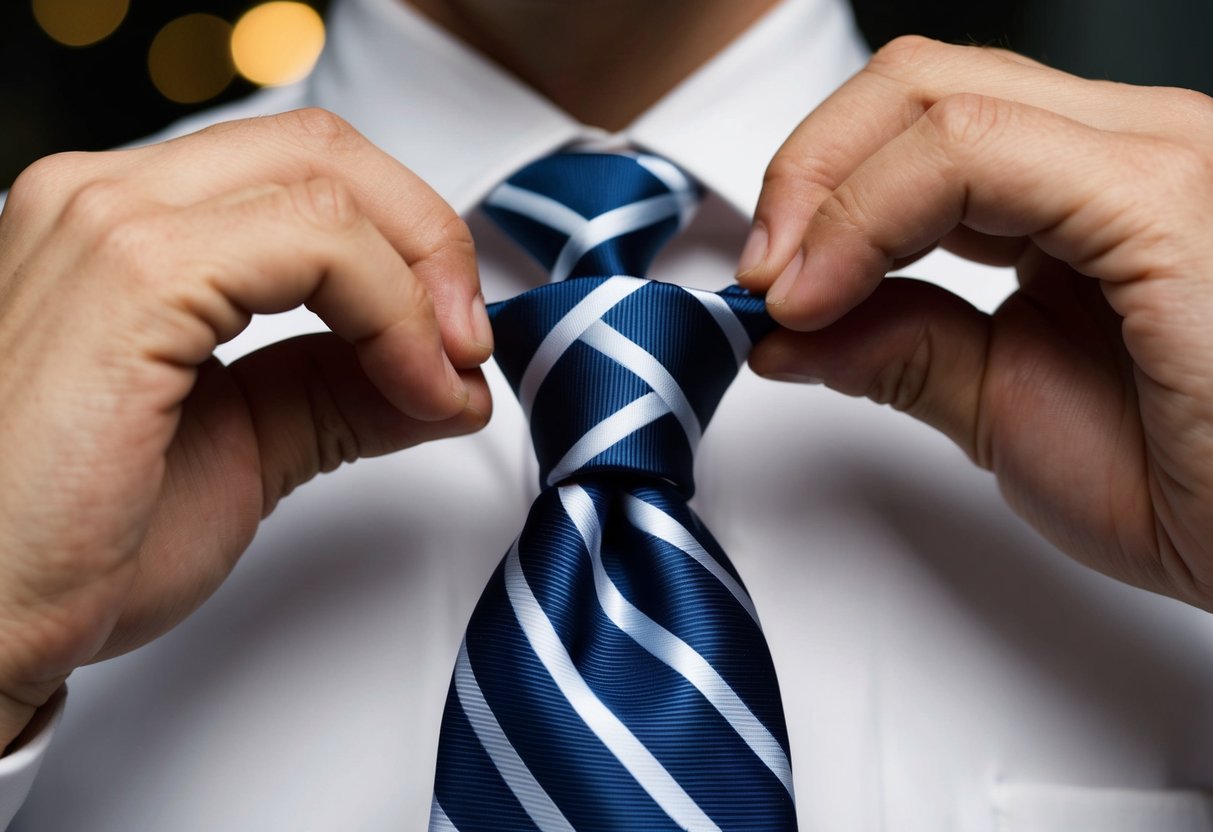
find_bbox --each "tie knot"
[483,151,700,282]
[490,277,773,495]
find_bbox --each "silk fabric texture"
[431,152,795,831]
[8,0,1213,829]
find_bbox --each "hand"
[0,109,493,747]
[737,37,1213,610]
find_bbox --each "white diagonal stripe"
[559,486,795,797]
[485,182,586,235]
[623,494,761,625]
[550,192,685,283]
[453,642,575,832]
[635,154,696,198]
[520,276,647,419]
[546,392,668,487]
[685,288,752,367]
[578,320,701,450]
[429,798,459,832]
[634,154,699,230]
[504,542,721,832]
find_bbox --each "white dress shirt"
[4,0,1213,829]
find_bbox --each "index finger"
[168,111,490,368]
[736,36,1184,292]
[131,109,491,365]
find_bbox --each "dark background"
[2,0,1211,189]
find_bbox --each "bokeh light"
[148,14,236,105]
[32,0,129,47]
[231,2,327,87]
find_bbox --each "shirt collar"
[307,0,869,217]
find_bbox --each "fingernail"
[761,371,823,385]
[470,292,494,352]
[765,249,805,307]
[736,221,769,278]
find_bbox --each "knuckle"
[814,182,871,235]
[762,151,835,203]
[763,152,812,188]
[869,34,940,75]
[377,265,437,338]
[7,152,86,211]
[927,93,1008,150]
[289,177,362,230]
[866,322,933,416]
[1138,139,1213,202]
[402,270,437,321]
[90,214,162,281]
[305,373,362,475]
[430,210,474,252]
[278,107,363,153]
[59,179,134,236]
[414,210,477,275]
[66,188,168,285]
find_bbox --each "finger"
[751,279,991,464]
[763,94,1152,331]
[737,36,1190,289]
[95,334,491,660]
[228,333,491,516]
[69,177,474,422]
[750,276,1160,591]
[9,110,491,366]
[143,109,492,366]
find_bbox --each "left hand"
[736,36,1213,610]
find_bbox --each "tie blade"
[434,483,798,831]
[482,152,700,282]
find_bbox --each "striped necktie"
[430,151,797,831]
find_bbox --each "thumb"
[749,278,992,466]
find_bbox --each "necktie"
[430,151,797,831]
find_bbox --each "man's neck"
[404,0,782,131]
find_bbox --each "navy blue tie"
[430,151,797,831]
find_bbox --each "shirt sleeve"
[0,692,64,829]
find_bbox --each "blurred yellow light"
[148,14,236,105]
[33,0,129,47]
[231,2,326,87]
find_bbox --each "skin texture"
[0,109,493,748]
[739,36,1213,613]
[0,12,1211,755]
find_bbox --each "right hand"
[740,38,1213,612]
[0,109,493,749]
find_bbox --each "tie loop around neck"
[482,151,700,283]
[482,150,774,495]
